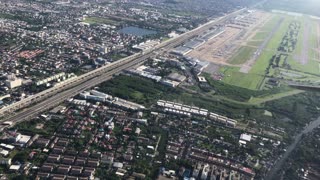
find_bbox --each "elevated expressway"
[0,8,247,126]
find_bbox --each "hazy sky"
[266,0,320,16]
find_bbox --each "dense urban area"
[0,0,319,180]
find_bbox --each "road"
[265,116,320,180]
[0,7,249,127]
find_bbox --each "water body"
[265,116,320,180]
[118,26,157,36]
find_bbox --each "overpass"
[0,7,248,126]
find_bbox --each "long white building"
[80,90,145,111]
[157,100,237,127]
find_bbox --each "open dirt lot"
[187,27,242,66]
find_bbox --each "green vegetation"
[110,53,128,61]
[248,51,273,74]
[287,56,320,74]
[223,13,320,91]
[99,75,178,106]
[83,16,120,25]
[259,15,282,32]
[281,128,320,180]
[0,13,15,20]
[283,17,320,75]
[229,46,256,65]
[222,50,275,90]
[248,89,304,104]
[13,117,64,137]
[247,40,263,47]
[265,92,320,130]
[12,150,30,163]
[98,74,320,142]
[266,16,293,50]
[277,21,300,53]
[252,32,269,40]
[221,67,265,90]
[0,12,49,25]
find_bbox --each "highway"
[0,7,248,127]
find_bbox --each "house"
[79,151,90,157]
[90,152,102,159]
[62,156,75,165]
[52,146,66,154]
[82,167,95,179]
[240,134,252,142]
[57,165,71,174]
[35,138,50,148]
[132,172,146,179]
[0,158,11,165]
[51,174,66,180]
[87,159,99,167]
[47,154,61,163]
[27,134,39,147]
[9,164,21,172]
[112,162,123,169]
[0,150,9,157]
[123,154,133,161]
[56,138,69,146]
[101,155,114,165]
[0,143,15,151]
[75,158,86,166]
[40,163,54,172]
[17,135,31,145]
[70,166,83,176]
[65,150,78,156]
[36,172,50,179]
[65,176,78,180]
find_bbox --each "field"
[222,50,274,90]
[83,16,120,25]
[229,46,257,65]
[214,11,320,90]
[221,67,265,90]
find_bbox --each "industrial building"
[132,40,160,51]
[171,46,193,56]
[183,39,205,49]
[167,73,186,82]
[201,27,225,41]
[125,69,162,82]
[160,79,181,88]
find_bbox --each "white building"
[5,74,22,89]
